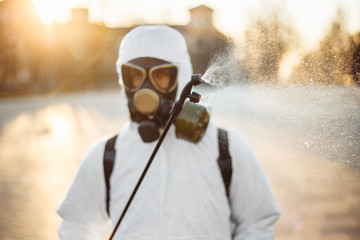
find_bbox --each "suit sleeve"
[57,140,112,240]
[228,130,281,240]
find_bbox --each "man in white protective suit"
[57,25,281,240]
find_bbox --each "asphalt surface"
[0,86,359,239]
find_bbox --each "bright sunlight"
[32,0,72,24]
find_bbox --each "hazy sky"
[31,0,360,48]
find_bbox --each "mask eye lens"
[153,68,171,88]
[122,64,146,91]
[150,65,177,92]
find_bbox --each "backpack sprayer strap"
[103,128,232,217]
[217,128,232,198]
[103,134,118,216]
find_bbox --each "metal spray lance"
[108,74,203,239]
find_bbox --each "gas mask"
[122,57,178,142]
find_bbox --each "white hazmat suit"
[57,25,281,240]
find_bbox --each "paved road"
[0,86,359,239]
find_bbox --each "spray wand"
[108,74,203,239]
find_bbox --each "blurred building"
[0,0,45,94]
[174,5,228,74]
[0,1,227,96]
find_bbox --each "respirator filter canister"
[175,101,210,143]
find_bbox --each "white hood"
[116,25,193,97]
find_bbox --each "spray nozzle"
[191,74,203,86]
[171,74,203,116]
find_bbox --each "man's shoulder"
[89,124,132,151]
[217,128,254,157]
[89,135,113,151]
[210,123,246,142]
[84,130,124,160]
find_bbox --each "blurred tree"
[46,9,123,93]
[293,8,354,85]
[349,33,360,85]
[241,8,300,83]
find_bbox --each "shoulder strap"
[217,128,232,198]
[103,134,118,216]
